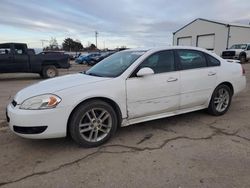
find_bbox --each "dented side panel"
[126,71,181,119]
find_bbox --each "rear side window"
[177,50,207,70]
[14,44,26,55]
[206,54,220,66]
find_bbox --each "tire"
[69,100,118,147]
[208,85,232,116]
[240,54,247,64]
[42,65,58,78]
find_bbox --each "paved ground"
[0,63,250,188]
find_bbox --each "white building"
[173,18,250,55]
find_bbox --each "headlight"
[20,94,61,110]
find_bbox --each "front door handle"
[167,77,178,82]
[208,72,216,76]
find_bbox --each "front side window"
[137,50,175,74]
[177,50,207,70]
[247,45,250,51]
[86,50,146,77]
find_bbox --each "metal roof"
[173,18,250,34]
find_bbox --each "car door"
[126,50,180,119]
[13,44,30,72]
[176,49,218,109]
[0,44,13,73]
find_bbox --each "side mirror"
[136,67,154,77]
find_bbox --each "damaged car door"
[126,50,180,119]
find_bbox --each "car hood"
[14,73,110,103]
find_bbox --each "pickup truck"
[221,43,250,63]
[0,43,70,78]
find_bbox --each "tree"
[62,38,83,51]
[62,38,74,51]
[89,43,97,50]
[43,37,59,50]
[49,37,59,50]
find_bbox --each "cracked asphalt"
[0,63,250,188]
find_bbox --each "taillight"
[242,66,245,75]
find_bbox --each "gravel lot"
[0,63,250,188]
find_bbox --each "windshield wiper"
[86,72,103,77]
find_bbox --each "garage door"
[197,34,215,50]
[177,37,192,46]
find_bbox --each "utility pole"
[95,31,98,48]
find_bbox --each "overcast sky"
[0,0,250,49]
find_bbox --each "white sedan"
[7,47,246,147]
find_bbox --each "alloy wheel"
[214,88,230,112]
[46,68,56,78]
[78,108,112,142]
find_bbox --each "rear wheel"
[240,54,247,63]
[42,65,58,78]
[69,100,118,147]
[208,85,232,116]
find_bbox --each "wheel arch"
[66,97,123,136]
[208,81,234,107]
[218,81,234,95]
[207,81,234,115]
[239,51,246,57]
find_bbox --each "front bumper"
[7,104,70,139]
[221,56,239,60]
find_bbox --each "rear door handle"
[167,77,178,82]
[208,72,216,76]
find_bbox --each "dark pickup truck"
[0,43,70,78]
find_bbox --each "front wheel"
[208,85,232,116]
[69,100,118,147]
[240,55,247,64]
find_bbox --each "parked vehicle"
[0,43,70,78]
[88,52,115,66]
[39,51,65,55]
[75,53,101,64]
[64,52,81,60]
[221,43,250,63]
[7,47,246,147]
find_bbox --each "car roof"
[124,46,211,53]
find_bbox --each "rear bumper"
[233,76,247,96]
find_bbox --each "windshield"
[230,44,247,49]
[85,50,146,77]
